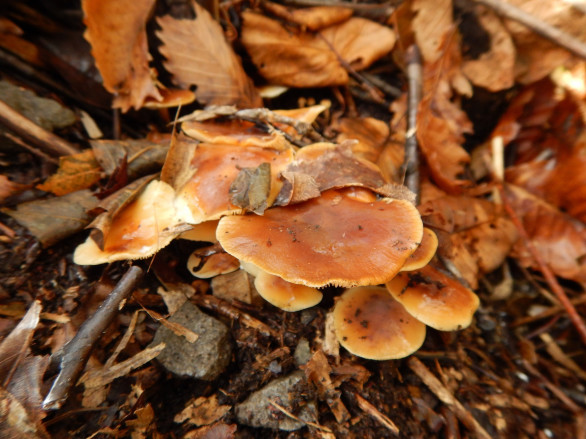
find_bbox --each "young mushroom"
[241,262,322,311]
[385,265,480,331]
[400,227,438,272]
[333,286,426,360]
[216,188,423,288]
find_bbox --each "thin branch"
[475,0,586,60]
[409,357,492,439]
[0,100,79,156]
[42,265,144,410]
[403,44,422,203]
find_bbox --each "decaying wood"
[42,265,143,410]
[0,100,79,157]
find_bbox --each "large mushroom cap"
[333,286,426,360]
[216,189,423,287]
[385,265,480,331]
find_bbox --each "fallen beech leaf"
[242,11,346,87]
[82,0,162,111]
[157,2,262,108]
[461,5,515,91]
[241,12,394,87]
[507,185,586,284]
[3,189,99,247]
[319,17,396,71]
[229,163,271,214]
[412,0,453,64]
[417,34,473,192]
[420,193,517,288]
[90,138,169,181]
[262,2,353,31]
[503,0,586,83]
[333,116,391,163]
[37,149,103,196]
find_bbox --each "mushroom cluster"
[73,106,480,361]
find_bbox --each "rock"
[235,371,318,431]
[151,301,231,380]
[294,338,311,366]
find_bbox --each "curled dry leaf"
[36,149,103,196]
[461,5,515,92]
[157,2,261,108]
[507,185,586,284]
[417,34,473,193]
[82,0,162,111]
[262,2,353,31]
[241,12,395,87]
[3,189,99,247]
[503,0,586,83]
[419,193,518,288]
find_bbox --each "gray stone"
[294,338,311,366]
[151,301,231,380]
[235,371,318,431]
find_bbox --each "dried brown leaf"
[3,189,99,247]
[412,0,453,64]
[157,3,261,108]
[461,6,515,91]
[262,2,353,31]
[241,12,394,87]
[174,395,231,426]
[241,11,347,87]
[183,423,237,439]
[0,175,31,204]
[36,149,103,196]
[507,185,586,284]
[82,0,162,111]
[417,34,473,192]
[333,116,391,163]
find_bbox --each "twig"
[0,100,79,156]
[521,359,582,413]
[354,393,400,435]
[499,185,586,345]
[269,400,333,433]
[475,0,586,60]
[42,265,143,410]
[408,357,492,439]
[403,45,422,203]
[192,294,279,338]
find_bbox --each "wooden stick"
[475,0,586,60]
[42,266,143,410]
[403,45,423,203]
[0,99,79,156]
[409,357,492,439]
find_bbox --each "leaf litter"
[0,0,585,438]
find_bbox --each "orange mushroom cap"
[175,143,294,224]
[333,286,426,360]
[217,189,423,287]
[188,250,240,278]
[385,265,480,331]
[400,228,438,272]
[73,180,187,265]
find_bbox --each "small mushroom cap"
[73,180,184,265]
[385,265,480,331]
[188,251,240,278]
[143,88,196,109]
[333,286,426,360]
[400,228,438,271]
[182,118,289,149]
[253,267,323,311]
[179,220,219,243]
[217,189,423,287]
